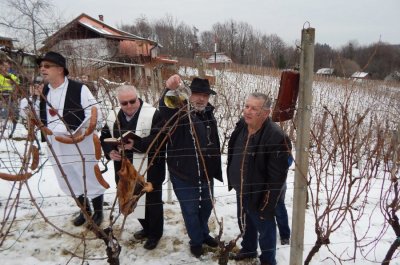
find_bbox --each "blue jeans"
[170,174,213,247]
[275,184,290,240]
[237,194,277,265]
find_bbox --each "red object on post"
[272,70,300,122]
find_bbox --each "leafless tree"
[314,43,335,71]
[0,0,63,53]
[334,57,361,77]
[120,15,154,39]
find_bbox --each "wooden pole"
[391,123,400,176]
[194,55,205,78]
[289,27,315,265]
[157,67,163,90]
[129,66,132,84]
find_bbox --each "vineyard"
[0,64,400,264]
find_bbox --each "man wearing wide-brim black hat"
[36,51,105,227]
[36,51,69,77]
[159,74,222,258]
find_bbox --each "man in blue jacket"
[227,92,292,265]
[159,74,222,258]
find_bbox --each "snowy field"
[1,69,399,264]
[0,126,397,264]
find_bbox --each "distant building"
[0,36,14,49]
[144,56,178,85]
[316,68,334,76]
[41,13,159,62]
[40,13,164,83]
[195,52,233,69]
[384,71,400,82]
[351,72,371,79]
[1,37,37,78]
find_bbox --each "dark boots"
[73,195,104,227]
[73,195,91,226]
[91,194,104,226]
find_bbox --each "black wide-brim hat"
[189,77,216,95]
[36,51,69,76]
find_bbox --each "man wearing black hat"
[37,51,105,227]
[159,74,222,258]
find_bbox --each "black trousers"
[138,183,164,240]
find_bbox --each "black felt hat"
[189,77,216,95]
[36,51,69,76]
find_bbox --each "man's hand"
[32,84,43,96]
[121,138,134,151]
[165,74,181,90]
[109,150,122,161]
[116,138,134,153]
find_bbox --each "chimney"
[99,15,104,21]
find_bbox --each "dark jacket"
[100,99,165,185]
[159,90,222,184]
[227,117,292,219]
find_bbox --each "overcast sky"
[4,0,400,48]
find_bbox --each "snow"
[0,135,241,265]
[1,124,396,265]
[1,71,399,264]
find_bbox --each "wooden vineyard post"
[290,26,315,265]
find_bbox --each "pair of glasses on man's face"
[119,98,137,106]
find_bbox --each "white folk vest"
[106,102,156,218]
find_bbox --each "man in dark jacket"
[227,92,292,265]
[159,74,222,258]
[100,85,165,250]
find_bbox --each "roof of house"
[0,36,13,41]
[351,71,370,78]
[41,13,158,49]
[316,68,334,75]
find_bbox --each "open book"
[103,131,141,146]
[53,115,91,136]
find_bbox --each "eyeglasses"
[39,63,58,69]
[120,98,137,106]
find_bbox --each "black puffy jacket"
[227,118,292,218]
[159,92,222,184]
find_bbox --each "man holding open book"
[100,85,165,250]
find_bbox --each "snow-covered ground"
[0,123,396,265]
[1,70,399,264]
